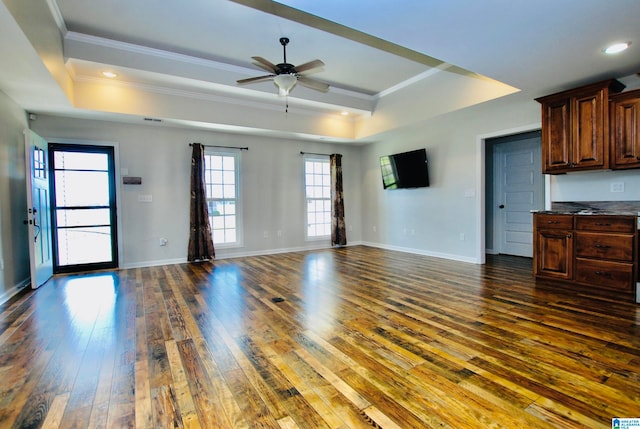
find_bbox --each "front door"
[494,132,544,257]
[49,144,118,273]
[24,130,54,288]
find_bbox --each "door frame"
[44,138,123,270]
[475,123,550,264]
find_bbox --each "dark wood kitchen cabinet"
[536,79,625,174]
[610,88,640,170]
[534,214,573,280]
[534,213,638,296]
[574,216,636,291]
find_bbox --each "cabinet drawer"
[575,258,634,291]
[574,215,635,232]
[574,232,634,261]
[535,214,573,229]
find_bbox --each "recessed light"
[341,111,349,116]
[102,71,118,78]
[604,42,630,54]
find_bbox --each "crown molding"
[46,0,67,35]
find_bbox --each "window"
[204,149,241,246]
[304,156,331,238]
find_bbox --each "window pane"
[57,208,111,227]
[55,152,109,171]
[211,216,225,229]
[57,227,112,265]
[208,155,222,169]
[222,156,235,170]
[304,157,331,237]
[205,150,240,245]
[55,171,110,207]
[212,229,225,243]
[223,185,235,198]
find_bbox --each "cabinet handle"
[567,233,572,238]
[594,271,612,278]
[594,223,611,226]
[593,244,611,249]
[547,220,560,224]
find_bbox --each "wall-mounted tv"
[380,148,429,189]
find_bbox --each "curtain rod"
[189,143,249,150]
[300,151,341,156]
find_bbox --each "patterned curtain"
[330,154,347,246]
[187,143,215,261]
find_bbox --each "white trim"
[476,122,542,264]
[360,241,480,264]
[43,138,124,270]
[46,0,67,35]
[0,277,30,305]
[121,242,367,268]
[377,63,453,98]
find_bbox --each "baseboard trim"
[121,242,367,269]
[0,278,31,305]
[360,241,480,264]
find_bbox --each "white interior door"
[494,136,544,257]
[24,129,53,288]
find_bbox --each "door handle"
[498,204,505,209]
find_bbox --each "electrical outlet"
[610,182,624,193]
[159,238,168,246]
[459,233,465,241]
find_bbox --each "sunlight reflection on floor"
[62,273,117,330]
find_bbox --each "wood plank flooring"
[0,245,638,428]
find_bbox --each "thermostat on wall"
[123,176,142,185]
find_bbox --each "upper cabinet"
[536,79,625,174]
[610,89,640,170]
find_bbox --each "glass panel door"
[49,144,118,272]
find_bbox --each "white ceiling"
[1,0,639,143]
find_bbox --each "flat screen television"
[380,148,429,189]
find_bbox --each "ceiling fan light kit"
[274,73,297,96]
[237,37,329,99]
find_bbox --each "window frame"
[203,148,243,248]
[303,154,331,241]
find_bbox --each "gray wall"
[0,89,30,301]
[31,116,363,268]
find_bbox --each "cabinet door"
[541,97,571,173]
[610,91,640,169]
[572,89,607,169]
[535,229,573,280]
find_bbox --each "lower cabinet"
[534,213,638,295]
[534,225,573,280]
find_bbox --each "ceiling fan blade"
[297,76,330,92]
[294,59,325,74]
[251,56,277,73]
[251,61,277,74]
[237,74,275,85]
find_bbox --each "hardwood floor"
[0,246,638,428]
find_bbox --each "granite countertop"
[532,209,640,216]
[533,201,640,216]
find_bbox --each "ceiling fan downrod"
[280,37,289,65]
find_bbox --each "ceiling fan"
[237,37,329,96]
